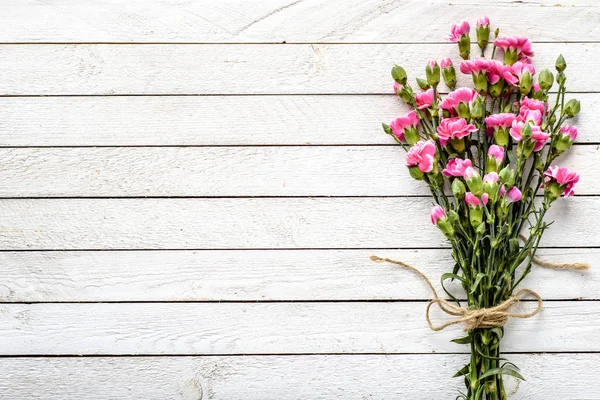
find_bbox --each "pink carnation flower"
[559,125,578,141]
[544,166,579,197]
[406,140,437,173]
[486,60,516,85]
[440,58,453,69]
[430,205,446,225]
[505,187,522,203]
[483,172,499,184]
[465,192,488,207]
[477,16,490,28]
[509,121,550,151]
[436,117,478,146]
[390,111,420,141]
[485,113,516,136]
[393,81,403,93]
[442,158,472,177]
[493,36,535,58]
[439,88,479,114]
[518,97,546,126]
[415,89,436,110]
[459,57,490,75]
[447,20,470,42]
[488,145,505,165]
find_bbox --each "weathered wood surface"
[0,94,595,146]
[1,301,598,354]
[0,248,594,302]
[1,0,598,43]
[0,145,596,196]
[0,43,598,95]
[1,354,598,399]
[0,197,595,250]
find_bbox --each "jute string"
[519,234,590,270]
[370,255,544,331]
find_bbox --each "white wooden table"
[0,1,599,398]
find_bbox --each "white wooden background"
[1,1,599,399]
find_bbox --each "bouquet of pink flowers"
[379,17,585,399]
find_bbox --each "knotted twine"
[370,246,588,331]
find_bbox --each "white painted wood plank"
[1,0,598,43]
[0,145,596,196]
[0,43,597,95]
[1,198,595,250]
[0,248,595,302]
[1,94,596,146]
[1,301,597,354]
[0,354,597,399]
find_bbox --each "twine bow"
[370,255,544,331]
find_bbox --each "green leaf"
[453,364,470,378]
[478,368,525,382]
[451,336,472,345]
[441,272,465,283]
[491,327,504,339]
[469,272,487,294]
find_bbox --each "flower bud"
[555,54,567,73]
[452,179,466,199]
[440,58,457,89]
[469,207,484,227]
[483,172,500,203]
[494,128,509,147]
[459,34,471,60]
[519,70,533,96]
[426,60,441,88]
[392,65,407,85]
[416,77,430,90]
[476,17,490,50]
[404,127,421,146]
[538,69,554,91]
[464,167,484,196]
[499,166,515,188]
[458,102,471,120]
[471,98,484,119]
[382,123,392,135]
[562,99,581,119]
[556,72,566,85]
[520,122,533,140]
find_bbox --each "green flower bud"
[441,62,457,89]
[555,54,567,73]
[416,77,430,90]
[437,218,455,237]
[557,71,566,85]
[465,167,484,196]
[425,60,441,88]
[382,123,392,135]
[469,207,484,228]
[471,98,484,119]
[392,65,407,85]
[458,35,471,60]
[476,20,490,50]
[452,179,466,199]
[538,69,554,91]
[499,166,515,188]
[519,71,533,96]
[562,99,581,119]
[408,165,425,180]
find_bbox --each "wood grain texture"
[2,301,599,354]
[1,94,595,146]
[1,197,596,250]
[0,248,595,302]
[1,0,598,43]
[1,354,598,399]
[0,145,596,197]
[0,43,597,95]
